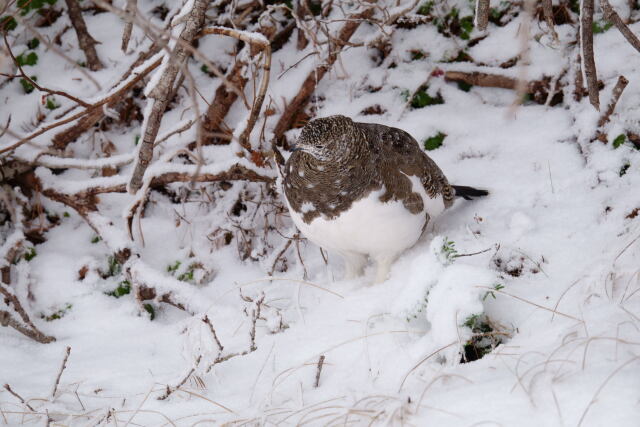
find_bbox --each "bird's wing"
[356,122,454,208]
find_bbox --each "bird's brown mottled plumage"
[283,115,454,225]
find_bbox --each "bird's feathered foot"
[452,185,489,200]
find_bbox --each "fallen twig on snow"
[314,355,325,388]
[51,346,71,399]
[3,384,35,412]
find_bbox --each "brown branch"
[597,76,629,128]
[594,75,629,143]
[3,33,90,107]
[0,284,36,329]
[600,0,640,53]
[128,0,209,194]
[475,0,490,31]
[52,57,161,149]
[202,315,224,352]
[64,0,104,71]
[581,0,600,110]
[3,384,35,411]
[199,27,272,152]
[157,356,201,401]
[0,310,55,344]
[0,57,161,155]
[272,7,375,147]
[314,355,325,388]
[121,0,137,52]
[51,346,71,398]
[206,294,264,373]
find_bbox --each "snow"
[2,1,640,426]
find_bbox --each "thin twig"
[121,0,137,52]
[3,33,90,107]
[202,315,224,352]
[157,356,201,401]
[3,384,35,412]
[314,355,325,388]
[51,346,71,399]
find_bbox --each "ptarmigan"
[282,115,487,283]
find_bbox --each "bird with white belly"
[282,115,487,283]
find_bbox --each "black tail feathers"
[452,185,489,200]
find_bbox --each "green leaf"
[613,134,626,148]
[167,260,181,273]
[134,135,140,145]
[417,0,434,15]
[411,87,444,108]
[24,247,37,261]
[178,270,194,282]
[457,81,472,92]
[20,78,35,93]
[424,132,446,151]
[17,51,38,66]
[106,280,131,298]
[45,97,59,110]
[0,16,17,32]
[592,20,613,34]
[143,303,156,320]
[63,212,70,217]
[27,38,40,49]
[91,235,101,244]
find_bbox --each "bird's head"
[291,115,364,162]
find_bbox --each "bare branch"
[51,346,71,399]
[314,355,325,387]
[128,0,209,194]
[600,0,640,53]
[272,7,375,147]
[475,0,490,31]
[64,0,104,71]
[3,33,90,107]
[121,0,138,52]
[3,384,35,411]
[581,0,600,110]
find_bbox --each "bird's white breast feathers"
[286,174,445,258]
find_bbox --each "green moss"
[27,38,40,49]
[106,280,131,298]
[41,303,72,321]
[24,247,37,261]
[167,260,181,273]
[424,132,446,151]
[411,87,444,108]
[417,0,434,16]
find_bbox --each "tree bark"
[64,0,104,71]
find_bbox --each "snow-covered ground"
[1,1,640,425]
